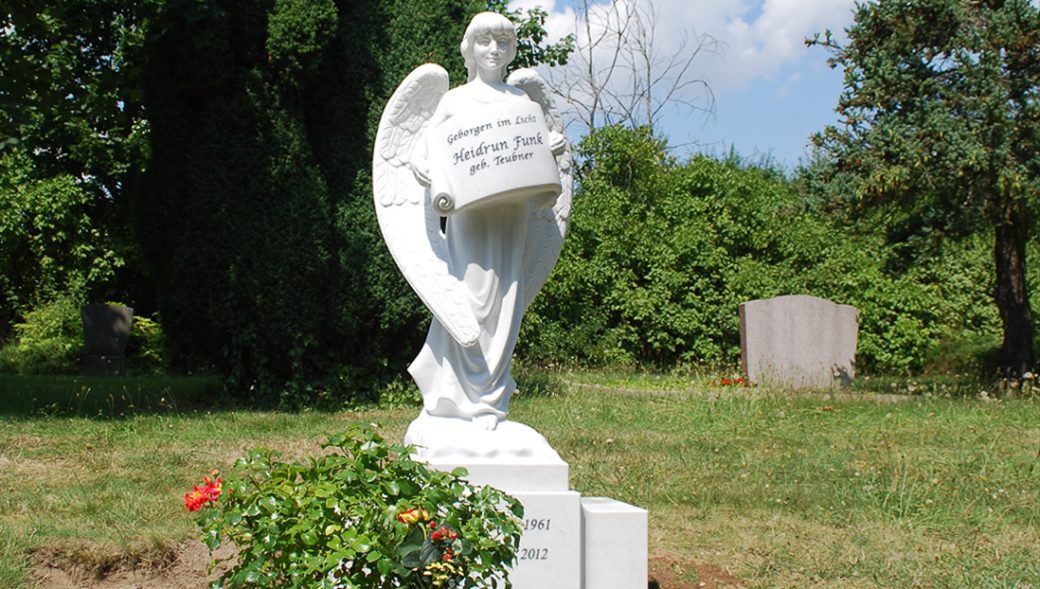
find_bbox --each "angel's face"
[472,30,515,73]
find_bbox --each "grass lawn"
[1,372,1038,588]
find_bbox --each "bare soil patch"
[30,542,232,589]
[31,544,741,589]
[648,554,744,589]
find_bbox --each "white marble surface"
[405,414,561,461]
[581,498,649,589]
[427,100,561,215]
[510,490,582,588]
[373,12,572,442]
[375,14,648,589]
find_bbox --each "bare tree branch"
[545,0,717,137]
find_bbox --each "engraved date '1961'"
[522,518,551,531]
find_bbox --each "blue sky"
[509,0,859,170]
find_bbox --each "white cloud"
[507,0,857,159]
[776,71,804,98]
[509,0,579,43]
[717,0,854,88]
[510,0,856,90]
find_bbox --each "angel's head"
[461,12,517,82]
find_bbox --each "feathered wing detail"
[373,64,480,346]
[507,68,574,310]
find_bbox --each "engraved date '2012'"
[519,547,550,561]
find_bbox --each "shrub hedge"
[518,127,1008,375]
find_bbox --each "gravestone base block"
[412,418,648,589]
[581,497,648,589]
[423,459,569,494]
[508,490,582,588]
[405,415,568,492]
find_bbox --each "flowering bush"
[185,471,224,511]
[710,376,749,387]
[186,426,523,588]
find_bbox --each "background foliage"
[137,0,486,401]
[0,292,84,374]
[0,0,157,342]
[2,0,1036,394]
[0,150,123,347]
[519,126,1008,375]
[808,0,1039,376]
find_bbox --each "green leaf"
[396,479,419,496]
[397,537,422,557]
[400,551,420,569]
[203,529,221,551]
[188,427,523,587]
[419,541,440,565]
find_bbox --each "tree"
[544,0,716,136]
[138,0,572,398]
[0,150,122,346]
[486,0,574,70]
[0,1,157,197]
[519,126,962,373]
[139,0,442,395]
[809,0,1039,377]
[0,1,158,339]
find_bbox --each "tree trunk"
[993,212,1034,378]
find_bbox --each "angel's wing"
[507,68,574,311]
[373,64,480,346]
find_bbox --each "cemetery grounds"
[0,371,1037,589]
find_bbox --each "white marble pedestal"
[407,417,647,589]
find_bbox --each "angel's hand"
[533,192,558,210]
[410,155,431,186]
[549,131,567,155]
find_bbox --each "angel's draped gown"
[407,91,539,423]
[409,199,528,422]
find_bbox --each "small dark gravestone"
[739,295,859,389]
[81,304,133,372]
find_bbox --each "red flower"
[184,474,223,511]
[184,486,206,511]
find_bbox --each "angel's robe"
[408,201,528,421]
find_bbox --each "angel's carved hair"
[460,12,517,82]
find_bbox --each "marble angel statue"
[372,12,572,456]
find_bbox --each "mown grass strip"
[1,373,1037,588]
[0,374,222,418]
